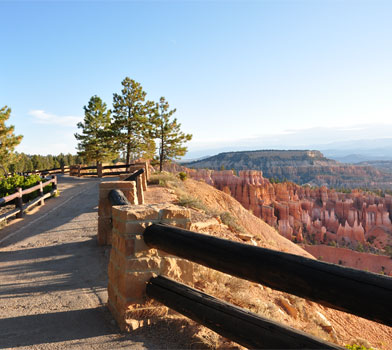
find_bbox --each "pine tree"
[0,106,23,171]
[74,96,117,166]
[112,77,154,164]
[151,97,192,172]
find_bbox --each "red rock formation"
[303,245,392,276]
[183,168,392,250]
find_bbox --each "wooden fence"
[0,176,57,223]
[142,223,392,349]
[69,163,143,178]
[17,166,70,177]
[8,163,147,179]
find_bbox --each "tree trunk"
[126,142,131,166]
[159,122,164,172]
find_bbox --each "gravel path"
[0,176,175,350]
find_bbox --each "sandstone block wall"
[119,173,145,205]
[119,162,148,191]
[108,203,192,331]
[98,181,138,246]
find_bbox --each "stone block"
[116,235,136,257]
[160,218,191,229]
[112,205,159,222]
[98,217,111,246]
[160,206,191,220]
[133,235,158,258]
[117,271,156,300]
[113,221,151,236]
[161,257,194,285]
[125,257,161,272]
[136,176,144,204]
[98,199,111,217]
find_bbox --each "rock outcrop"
[181,168,392,252]
[185,150,392,189]
[303,245,392,276]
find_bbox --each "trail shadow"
[0,307,116,348]
[0,239,109,297]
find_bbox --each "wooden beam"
[147,276,343,349]
[0,208,21,222]
[102,163,135,169]
[123,168,144,181]
[144,224,392,326]
[108,189,130,206]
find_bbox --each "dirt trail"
[0,176,179,350]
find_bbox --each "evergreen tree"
[74,96,117,166]
[150,97,192,172]
[112,77,154,164]
[0,106,23,170]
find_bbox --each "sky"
[1,0,392,159]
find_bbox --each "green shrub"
[220,212,245,233]
[345,345,373,350]
[178,172,187,181]
[148,172,178,186]
[177,195,208,211]
[0,174,52,202]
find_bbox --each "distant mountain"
[185,149,392,189]
[357,160,392,174]
[319,138,392,163]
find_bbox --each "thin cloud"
[29,110,82,127]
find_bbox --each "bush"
[220,212,245,233]
[0,174,52,202]
[177,195,207,211]
[345,345,373,350]
[178,172,187,181]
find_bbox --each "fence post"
[39,181,44,206]
[16,188,23,218]
[77,165,81,177]
[52,175,57,194]
[97,163,103,178]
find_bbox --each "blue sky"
[1,0,392,158]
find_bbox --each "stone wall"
[107,203,193,331]
[98,181,138,245]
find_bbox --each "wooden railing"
[69,163,139,178]
[0,176,57,223]
[142,223,392,349]
[19,166,70,177]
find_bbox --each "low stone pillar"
[127,164,148,191]
[108,203,192,331]
[119,172,145,205]
[98,181,138,246]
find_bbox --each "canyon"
[185,150,392,189]
[175,166,392,275]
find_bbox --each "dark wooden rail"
[70,163,141,177]
[109,189,130,206]
[20,166,70,177]
[147,276,342,349]
[0,176,57,222]
[123,168,144,181]
[102,164,132,169]
[144,223,392,327]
